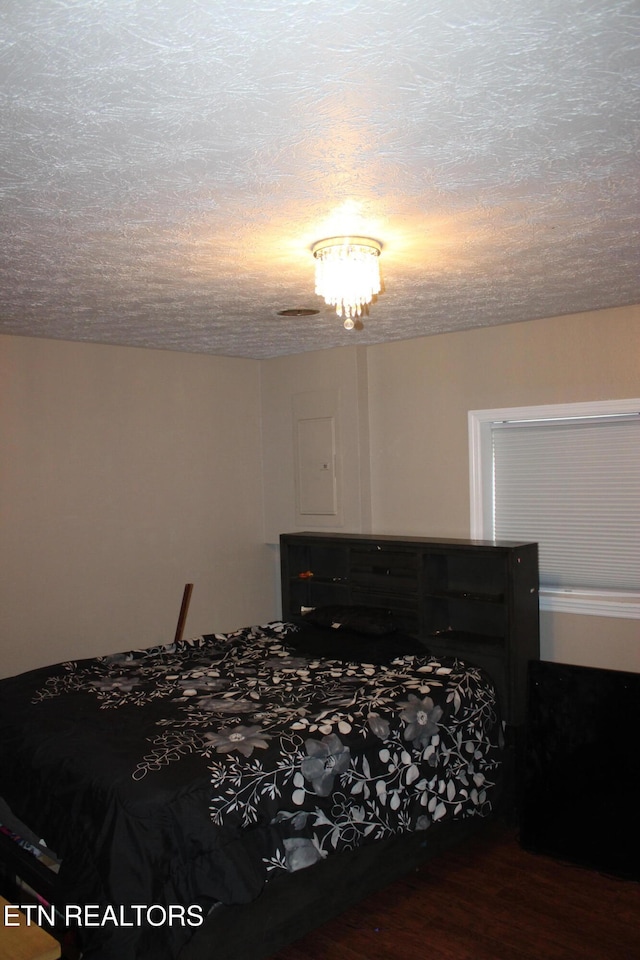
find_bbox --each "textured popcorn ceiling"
[1,0,639,359]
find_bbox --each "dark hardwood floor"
[269,819,640,960]
[51,819,638,960]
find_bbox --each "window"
[469,400,640,619]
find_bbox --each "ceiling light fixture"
[312,236,382,329]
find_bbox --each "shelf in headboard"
[280,531,539,729]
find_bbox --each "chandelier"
[312,236,382,329]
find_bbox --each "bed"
[0,533,539,960]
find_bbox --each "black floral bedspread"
[0,622,502,960]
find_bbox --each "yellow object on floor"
[0,896,61,960]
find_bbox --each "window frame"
[468,398,640,620]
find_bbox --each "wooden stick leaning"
[174,583,194,644]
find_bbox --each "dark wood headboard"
[280,532,539,730]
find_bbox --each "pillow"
[285,623,429,665]
[301,604,397,636]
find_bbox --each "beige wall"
[0,335,273,678]
[368,305,640,535]
[2,304,638,678]
[260,304,639,672]
[366,305,640,671]
[261,344,372,543]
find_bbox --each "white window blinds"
[492,415,640,593]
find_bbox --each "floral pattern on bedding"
[30,621,502,878]
[0,621,504,960]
